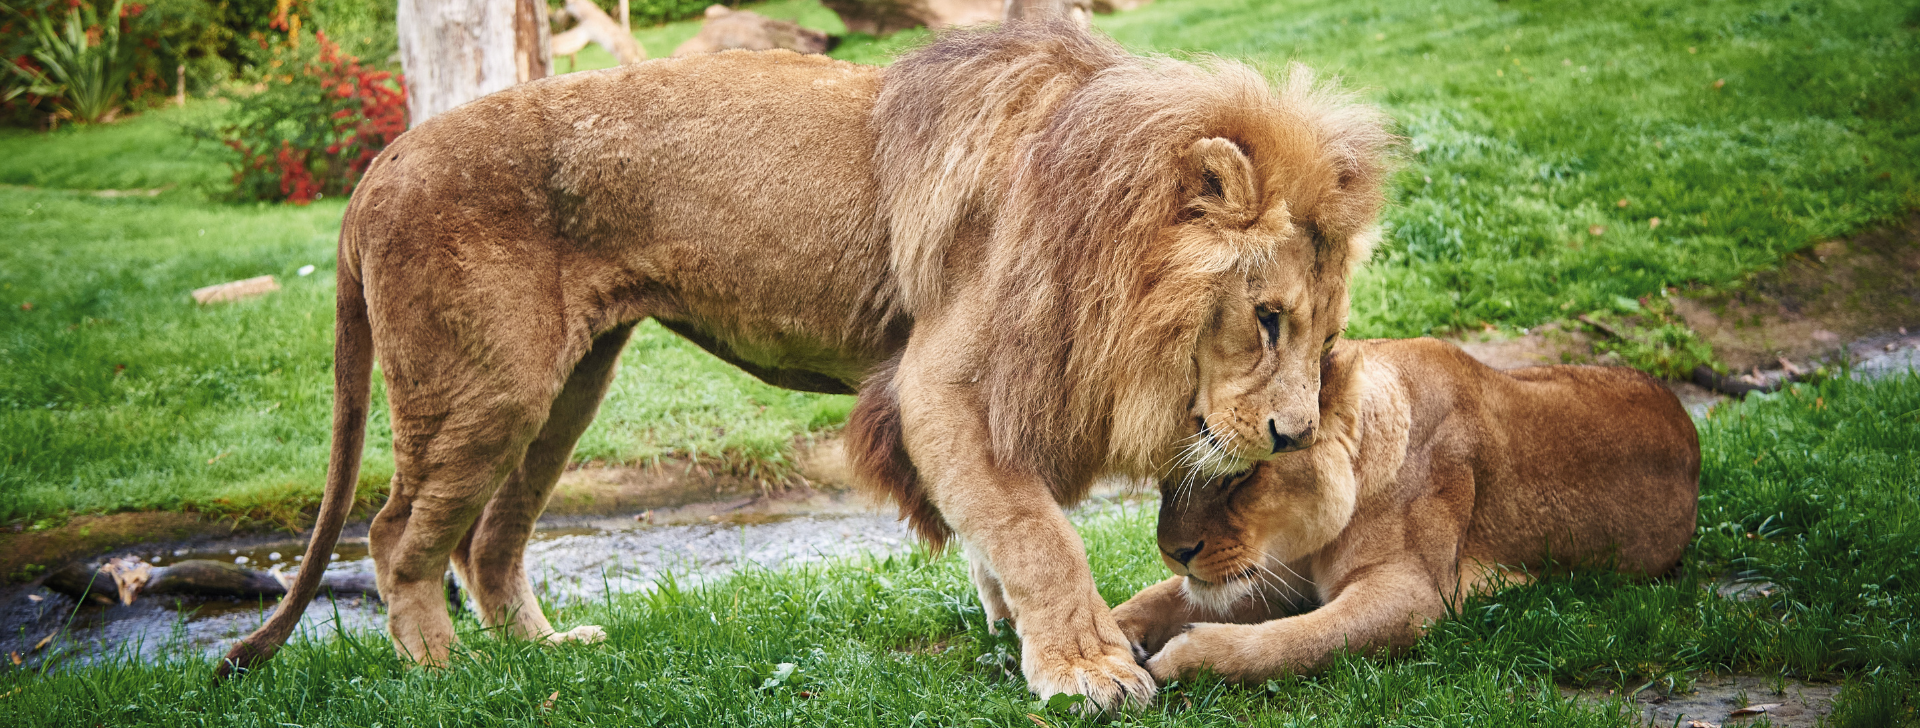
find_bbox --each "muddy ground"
[1566,674,1842,727]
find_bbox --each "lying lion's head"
[1156,342,1369,615]
[875,22,1394,485]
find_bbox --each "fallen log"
[44,561,127,606]
[40,559,380,604]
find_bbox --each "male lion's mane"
[851,21,1394,547]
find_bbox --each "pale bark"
[397,0,552,128]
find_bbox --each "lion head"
[873,21,1395,489]
[1154,342,1370,615]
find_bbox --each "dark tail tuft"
[847,357,950,550]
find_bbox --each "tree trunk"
[397,0,552,128]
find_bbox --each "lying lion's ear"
[1318,342,1365,417]
[1189,137,1258,218]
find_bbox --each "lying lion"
[1113,338,1700,682]
[219,20,1394,710]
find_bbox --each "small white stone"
[297,265,315,277]
[330,553,340,560]
[173,549,188,556]
[235,556,249,565]
[269,552,282,561]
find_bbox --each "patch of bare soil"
[1675,212,1920,373]
[1450,212,1920,408]
[545,437,859,521]
[1565,674,1840,728]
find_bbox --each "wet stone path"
[2,510,918,668]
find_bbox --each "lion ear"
[1189,137,1258,217]
[1318,342,1366,422]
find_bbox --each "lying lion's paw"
[1026,643,1157,713]
[1144,622,1237,682]
[545,625,607,646]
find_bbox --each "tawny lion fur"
[218,21,1392,709]
[1111,338,1701,683]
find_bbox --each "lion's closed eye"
[1257,306,1281,348]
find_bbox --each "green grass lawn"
[3,0,1917,528]
[6,372,1917,725]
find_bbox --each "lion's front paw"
[545,625,607,646]
[1024,639,1157,713]
[1144,623,1245,683]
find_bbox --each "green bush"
[202,22,406,204]
[139,0,235,96]
[2,0,136,124]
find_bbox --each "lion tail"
[215,227,375,679]
[846,357,951,551]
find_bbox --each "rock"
[1005,0,1091,24]
[672,6,832,57]
[819,0,1001,35]
[42,558,381,603]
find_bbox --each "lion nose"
[1165,541,1205,567]
[1269,420,1315,453]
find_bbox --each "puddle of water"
[1,512,920,669]
[139,538,370,572]
[1564,674,1839,727]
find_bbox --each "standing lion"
[218,21,1392,711]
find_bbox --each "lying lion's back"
[1473,358,1700,575]
[1357,338,1699,577]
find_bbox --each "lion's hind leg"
[365,290,589,667]
[449,323,636,646]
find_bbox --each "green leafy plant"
[202,17,405,204]
[4,0,135,124]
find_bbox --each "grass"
[2,0,1918,527]
[1100,0,1920,339]
[4,371,1918,725]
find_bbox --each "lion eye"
[1322,333,1338,353]
[1256,306,1281,347]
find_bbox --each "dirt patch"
[1565,674,1840,727]
[1674,212,1920,373]
[545,437,855,518]
[1445,212,1920,410]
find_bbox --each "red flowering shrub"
[212,26,404,204]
